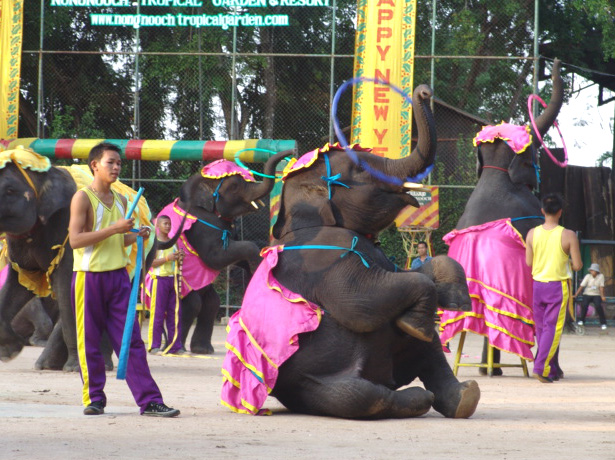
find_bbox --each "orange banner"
[351,0,417,159]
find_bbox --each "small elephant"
[221,85,480,419]
[157,151,291,354]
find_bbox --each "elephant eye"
[5,187,15,195]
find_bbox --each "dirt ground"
[1,321,614,460]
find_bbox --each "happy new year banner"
[0,0,24,140]
[351,0,417,159]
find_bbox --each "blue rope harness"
[283,236,371,268]
[212,178,225,203]
[511,216,545,222]
[195,217,231,250]
[321,153,350,200]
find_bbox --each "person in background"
[410,241,432,270]
[145,215,185,355]
[526,193,582,383]
[574,263,607,330]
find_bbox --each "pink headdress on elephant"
[281,142,372,181]
[473,122,533,154]
[201,159,255,182]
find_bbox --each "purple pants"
[147,276,183,353]
[72,269,163,412]
[533,280,569,379]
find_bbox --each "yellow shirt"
[149,246,176,277]
[531,225,571,282]
[73,188,129,272]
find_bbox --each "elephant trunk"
[244,150,294,203]
[531,58,563,138]
[381,84,437,181]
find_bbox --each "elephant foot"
[395,315,434,342]
[34,352,65,371]
[190,344,215,355]
[453,380,480,418]
[29,335,49,347]
[0,328,25,362]
[432,380,480,419]
[63,355,81,373]
[104,356,114,372]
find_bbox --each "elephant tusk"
[257,199,265,207]
[250,201,259,209]
[403,182,431,192]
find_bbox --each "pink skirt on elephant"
[221,246,322,415]
[439,219,535,360]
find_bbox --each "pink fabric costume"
[473,122,533,154]
[439,219,535,360]
[221,246,322,415]
[0,265,7,289]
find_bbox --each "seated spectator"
[574,263,607,330]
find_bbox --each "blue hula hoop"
[234,148,288,179]
[331,76,434,186]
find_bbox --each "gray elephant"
[157,151,290,354]
[445,58,564,374]
[0,150,79,370]
[0,149,169,370]
[221,85,480,419]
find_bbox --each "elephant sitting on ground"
[221,85,480,419]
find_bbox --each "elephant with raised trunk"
[221,85,480,419]
[157,151,291,354]
[441,59,565,373]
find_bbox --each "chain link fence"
[19,0,557,305]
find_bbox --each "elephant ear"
[180,173,215,213]
[37,167,77,224]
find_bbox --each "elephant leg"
[277,376,434,419]
[101,332,114,371]
[395,337,480,419]
[479,338,502,376]
[190,286,219,355]
[51,258,80,372]
[35,321,68,370]
[11,298,54,347]
[180,291,200,349]
[0,268,33,362]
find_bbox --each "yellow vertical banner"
[0,0,24,140]
[351,0,417,159]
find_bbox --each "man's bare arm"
[525,229,534,267]
[69,190,135,249]
[566,230,583,272]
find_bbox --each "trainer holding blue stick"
[68,142,180,417]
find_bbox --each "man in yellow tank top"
[525,193,582,383]
[69,142,180,416]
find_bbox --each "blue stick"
[117,233,143,380]
[125,187,144,219]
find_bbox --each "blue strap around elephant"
[195,217,231,250]
[213,178,225,203]
[283,236,371,268]
[321,153,350,200]
[117,232,143,380]
[511,216,544,222]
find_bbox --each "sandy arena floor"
[1,322,614,460]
